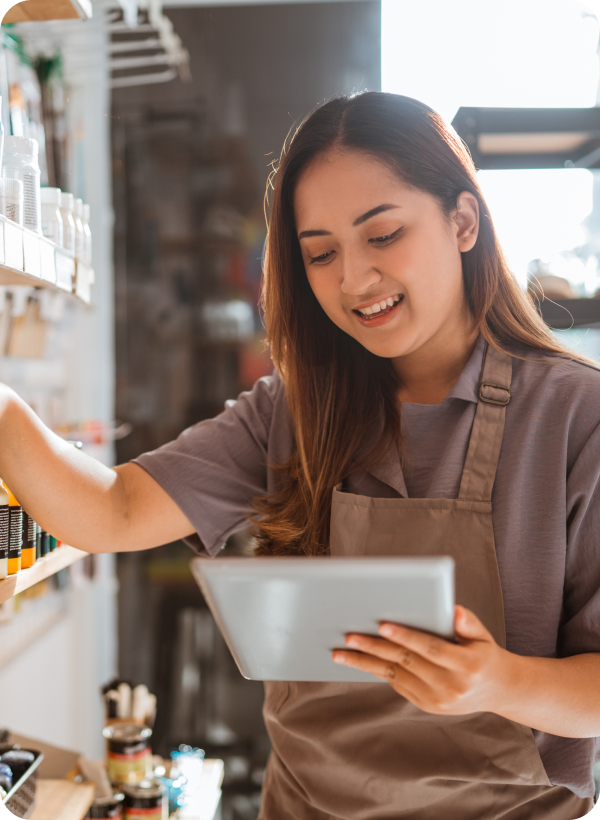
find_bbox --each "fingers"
[375,623,464,671]
[454,606,493,643]
[332,648,430,706]
[343,633,446,687]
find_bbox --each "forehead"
[293,150,415,226]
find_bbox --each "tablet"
[190,556,454,683]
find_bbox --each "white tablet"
[190,556,455,683]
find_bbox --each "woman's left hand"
[332,605,513,716]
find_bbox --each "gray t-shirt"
[134,335,600,798]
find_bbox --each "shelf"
[0,215,92,305]
[3,0,92,24]
[29,779,95,820]
[539,298,600,329]
[0,546,87,604]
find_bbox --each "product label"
[42,219,61,245]
[0,506,8,560]
[124,808,163,819]
[107,748,151,784]
[27,513,36,546]
[8,507,22,559]
[21,173,40,232]
[6,201,19,223]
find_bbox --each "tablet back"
[190,556,454,683]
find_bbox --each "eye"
[369,227,403,246]
[308,250,335,265]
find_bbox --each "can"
[122,780,167,820]
[87,794,124,818]
[103,724,152,785]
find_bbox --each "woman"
[1,92,599,819]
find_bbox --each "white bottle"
[40,187,63,246]
[0,177,23,224]
[2,136,41,234]
[82,203,92,266]
[60,192,76,255]
[74,198,85,260]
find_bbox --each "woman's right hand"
[0,383,195,553]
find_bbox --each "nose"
[340,249,382,297]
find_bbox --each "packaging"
[0,177,23,224]
[59,192,76,255]
[122,780,167,820]
[2,136,41,233]
[40,187,63,246]
[103,724,152,785]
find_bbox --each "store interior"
[0,1,599,819]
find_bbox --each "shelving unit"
[0,546,87,604]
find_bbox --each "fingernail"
[346,637,359,648]
[333,653,346,664]
[379,625,394,638]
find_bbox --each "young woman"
[1,92,599,819]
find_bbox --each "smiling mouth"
[353,294,404,321]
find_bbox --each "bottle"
[2,136,41,234]
[21,510,36,569]
[0,97,5,178]
[59,192,76,255]
[5,484,22,575]
[74,198,85,260]
[0,177,23,224]
[83,203,92,266]
[40,187,63,246]
[0,482,8,580]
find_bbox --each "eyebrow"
[297,204,401,240]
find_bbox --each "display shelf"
[3,0,92,24]
[0,546,87,604]
[29,779,95,820]
[539,298,600,329]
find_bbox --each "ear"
[454,191,479,252]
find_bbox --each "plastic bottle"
[83,203,92,266]
[40,187,63,246]
[74,198,85,260]
[60,192,76,255]
[2,136,41,234]
[0,177,23,224]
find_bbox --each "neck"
[393,321,479,405]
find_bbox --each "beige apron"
[259,344,594,820]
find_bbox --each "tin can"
[122,780,167,820]
[103,724,152,785]
[87,794,124,818]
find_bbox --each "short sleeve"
[133,373,285,556]
[560,423,600,656]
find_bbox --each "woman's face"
[294,150,479,362]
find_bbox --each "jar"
[40,187,64,246]
[59,192,76,255]
[74,197,85,260]
[122,780,167,820]
[2,136,41,233]
[0,177,23,224]
[103,724,152,785]
[83,203,92,266]
[87,794,124,819]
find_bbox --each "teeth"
[386,297,394,307]
[371,303,381,313]
[357,294,402,316]
[363,305,373,315]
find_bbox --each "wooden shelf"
[0,546,87,604]
[3,0,92,24]
[29,779,95,820]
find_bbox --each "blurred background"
[1,1,600,818]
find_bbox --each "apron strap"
[458,343,513,502]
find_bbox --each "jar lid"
[74,198,83,216]
[121,779,165,803]
[0,178,23,197]
[102,723,152,743]
[4,136,38,158]
[41,187,62,205]
[60,192,74,210]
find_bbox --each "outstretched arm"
[0,384,195,553]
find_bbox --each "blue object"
[0,761,12,792]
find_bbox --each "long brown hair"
[251,91,573,557]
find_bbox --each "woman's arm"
[0,384,195,553]
[333,605,600,738]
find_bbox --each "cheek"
[306,268,348,322]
